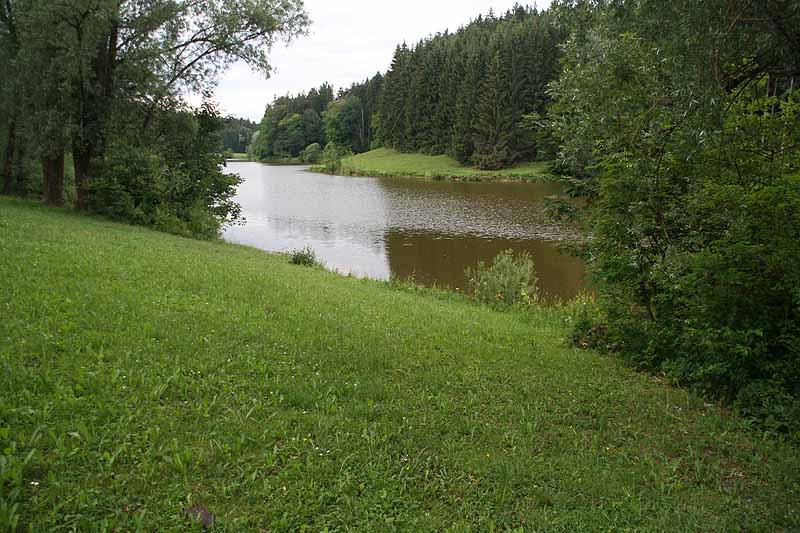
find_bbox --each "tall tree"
[45,0,309,209]
[472,50,513,170]
[0,0,20,195]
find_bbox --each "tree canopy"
[1,0,308,230]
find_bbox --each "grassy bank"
[314,148,555,181]
[259,156,305,165]
[1,197,798,531]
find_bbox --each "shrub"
[88,102,242,240]
[301,143,323,164]
[564,294,607,349]
[465,249,538,308]
[320,143,353,172]
[289,245,320,267]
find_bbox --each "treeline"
[249,83,333,162]
[251,5,562,170]
[249,75,384,163]
[0,0,308,237]
[550,0,800,437]
[221,117,258,154]
[380,6,563,169]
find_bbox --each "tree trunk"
[73,144,92,210]
[2,119,17,195]
[69,21,119,210]
[42,151,65,207]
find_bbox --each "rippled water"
[223,162,586,300]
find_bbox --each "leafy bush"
[564,294,607,349]
[320,143,353,173]
[289,245,320,267]
[465,250,538,308]
[301,143,323,163]
[89,103,242,239]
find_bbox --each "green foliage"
[550,1,800,436]
[318,142,353,173]
[220,116,257,153]
[289,245,321,267]
[300,142,323,164]
[465,249,538,307]
[90,103,242,239]
[378,8,564,167]
[323,96,367,153]
[251,84,334,160]
[564,294,608,349]
[472,52,514,170]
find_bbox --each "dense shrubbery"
[90,104,242,239]
[465,249,538,308]
[301,143,323,163]
[552,1,800,437]
[316,143,353,173]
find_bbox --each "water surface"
[223,162,586,300]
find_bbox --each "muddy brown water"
[223,162,587,301]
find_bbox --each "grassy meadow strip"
[317,148,555,182]
[0,197,798,531]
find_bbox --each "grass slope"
[333,148,554,181]
[0,198,798,531]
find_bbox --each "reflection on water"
[223,162,586,300]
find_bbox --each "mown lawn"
[334,148,554,181]
[0,197,798,531]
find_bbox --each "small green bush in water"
[289,245,320,267]
[466,250,538,307]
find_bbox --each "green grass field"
[331,148,555,181]
[1,197,798,530]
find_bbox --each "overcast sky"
[213,0,552,122]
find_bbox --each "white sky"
[213,0,551,122]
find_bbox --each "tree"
[472,51,513,170]
[324,96,367,153]
[273,113,306,157]
[550,0,800,434]
[46,0,309,209]
[0,0,20,195]
[301,109,324,148]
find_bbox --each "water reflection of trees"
[384,230,586,301]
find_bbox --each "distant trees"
[221,118,258,154]
[250,7,564,169]
[250,74,385,161]
[249,83,334,160]
[378,7,564,168]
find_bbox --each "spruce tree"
[472,50,513,170]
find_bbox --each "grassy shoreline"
[1,197,798,530]
[312,148,557,182]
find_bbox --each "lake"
[223,162,586,300]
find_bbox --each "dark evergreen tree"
[472,51,514,170]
